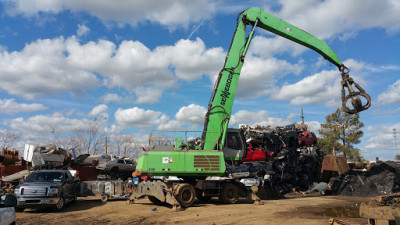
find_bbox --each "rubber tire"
[55,197,65,211]
[101,195,108,204]
[174,184,196,208]
[219,183,239,204]
[148,196,164,205]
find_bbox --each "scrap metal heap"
[229,124,324,198]
[330,161,400,197]
[359,193,400,225]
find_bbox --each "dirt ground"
[16,195,371,225]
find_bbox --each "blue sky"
[0,0,400,161]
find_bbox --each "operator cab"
[223,128,247,164]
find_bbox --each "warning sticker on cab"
[162,157,173,163]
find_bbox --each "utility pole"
[105,136,108,154]
[393,128,398,156]
[300,107,305,124]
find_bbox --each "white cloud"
[272,0,400,39]
[306,121,322,134]
[96,38,224,90]
[134,87,163,104]
[250,36,307,58]
[89,104,108,117]
[157,120,182,131]
[9,112,87,134]
[4,0,217,28]
[163,38,225,81]
[378,80,400,104]
[175,104,207,126]
[0,36,225,100]
[363,123,400,152]
[271,69,342,107]
[230,110,294,128]
[152,104,207,130]
[77,24,90,37]
[101,93,122,103]
[0,37,100,99]
[0,99,47,114]
[115,107,169,130]
[236,56,304,99]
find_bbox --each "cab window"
[226,132,243,150]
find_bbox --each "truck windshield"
[25,172,65,183]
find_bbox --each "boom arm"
[202,7,370,150]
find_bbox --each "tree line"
[0,120,140,159]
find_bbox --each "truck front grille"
[194,155,220,171]
[21,187,47,196]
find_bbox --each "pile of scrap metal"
[24,144,71,170]
[359,193,400,225]
[329,161,400,197]
[1,148,28,189]
[237,124,324,197]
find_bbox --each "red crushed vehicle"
[242,142,266,162]
[297,131,317,147]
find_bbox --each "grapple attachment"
[340,65,371,114]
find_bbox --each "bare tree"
[121,135,136,157]
[110,134,138,158]
[111,135,121,156]
[70,119,104,155]
[0,129,21,149]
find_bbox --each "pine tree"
[318,108,364,161]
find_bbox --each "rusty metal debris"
[359,193,400,225]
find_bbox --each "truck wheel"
[148,196,163,205]
[101,195,108,203]
[174,183,196,208]
[219,183,239,204]
[55,197,65,211]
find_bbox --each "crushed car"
[297,131,317,147]
[96,158,136,180]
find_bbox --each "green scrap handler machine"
[132,7,371,210]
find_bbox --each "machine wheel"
[101,194,108,203]
[55,197,65,211]
[148,196,164,205]
[174,183,196,208]
[196,190,212,202]
[219,183,239,204]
